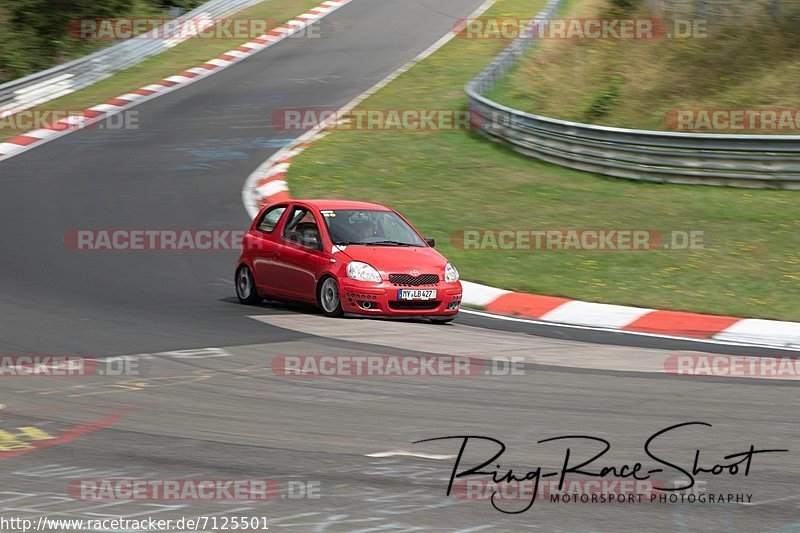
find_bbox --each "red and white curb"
[240,0,800,351]
[0,0,354,164]
[460,281,800,349]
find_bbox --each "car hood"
[335,245,448,275]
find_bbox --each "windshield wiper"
[369,240,418,247]
[333,240,419,247]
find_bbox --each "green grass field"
[287,0,800,320]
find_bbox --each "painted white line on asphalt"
[160,347,233,358]
[365,450,455,460]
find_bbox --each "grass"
[489,0,800,132]
[0,0,321,141]
[286,0,800,321]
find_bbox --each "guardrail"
[465,0,800,188]
[0,0,263,118]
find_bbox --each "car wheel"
[430,317,455,325]
[235,265,262,305]
[318,276,343,317]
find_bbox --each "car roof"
[294,199,392,211]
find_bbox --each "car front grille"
[389,300,441,310]
[389,273,439,286]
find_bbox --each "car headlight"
[347,261,382,283]
[445,262,459,283]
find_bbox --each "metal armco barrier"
[465,0,800,188]
[0,0,263,117]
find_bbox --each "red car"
[235,199,462,323]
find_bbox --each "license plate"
[398,289,437,300]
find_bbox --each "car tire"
[235,264,262,305]
[430,317,455,325]
[318,276,344,317]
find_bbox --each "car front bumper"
[340,279,462,317]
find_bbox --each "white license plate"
[398,289,437,301]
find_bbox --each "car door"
[249,204,288,294]
[273,206,330,301]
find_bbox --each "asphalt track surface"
[0,0,798,531]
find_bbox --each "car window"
[323,210,425,247]
[282,207,322,250]
[257,205,286,233]
[380,213,417,243]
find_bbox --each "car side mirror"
[425,238,435,248]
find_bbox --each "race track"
[0,0,797,530]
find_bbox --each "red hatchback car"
[235,200,462,323]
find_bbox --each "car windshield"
[321,209,426,247]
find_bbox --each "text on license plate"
[398,289,437,300]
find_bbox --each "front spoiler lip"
[340,279,462,317]
[342,312,460,320]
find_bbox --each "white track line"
[365,450,455,460]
